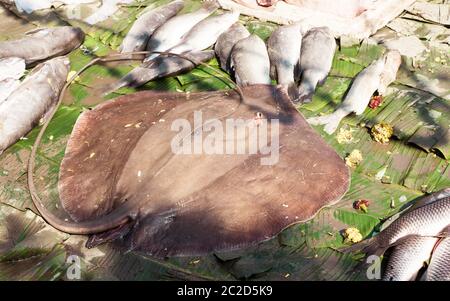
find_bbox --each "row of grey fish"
[345,188,450,281]
[0,27,84,154]
[105,0,238,94]
[215,22,336,104]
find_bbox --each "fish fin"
[307,109,348,135]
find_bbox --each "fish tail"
[307,109,348,135]
[287,82,300,102]
[295,80,315,103]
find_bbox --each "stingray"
[30,85,349,258]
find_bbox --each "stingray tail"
[307,108,348,135]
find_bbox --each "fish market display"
[167,10,240,55]
[218,0,416,39]
[102,50,215,94]
[426,237,450,281]
[214,22,250,72]
[25,85,351,257]
[307,50,401,134]
[296,27,335,103]
[382,236,438,281]
[230,34,271,86]
[267,22,302,100]
[0,56,70,154]
[344,190,450,258]
[145,0,219,61]
[0,26,84,65]
[120,0,185,53]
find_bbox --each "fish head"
[62,27,86,46]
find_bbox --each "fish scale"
[380,197,450,247]
[382,236,438,281]
[426,237,450,281]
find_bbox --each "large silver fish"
[102,51,215,94]
[120,0,185,53]
[230,34,271,86]
[145,0,219,61]
[214,22,250,72]
[0,57,70,154]
[426,236,450,281]
[296,27,336,103]
[267,22,303,100]
[308,50,401,134]
[0,27,84,66]
[382,236,438,281]
[167,11,240,55]
[344,189,450,257]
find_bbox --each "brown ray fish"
[34,85,349,258]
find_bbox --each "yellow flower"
[371,122,394,144]
[336,127,355,144]
[345,149,363,168]
[343,227,363,244]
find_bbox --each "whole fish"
[344,190,450,258]
[167,11,240,55]
[308,50,401,134]
[267,22,303,100]
[0,57,26,81]
[296,27,336,103]
[214,22,250,72]
[0,57,70,154]
[382,236,438,281]
[0,27,84,66]
[0,78,21,104]
[426,237,450,281]
[120,0,185,53]
[102,51,215,94]
[145,0,219,61]
[230,34,271,86]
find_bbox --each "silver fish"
[296,27,336,103]
[214,22,250,72]
[344,190,450,257]
[267,22,303,100]
[382,236,438,281]
[230,34,271,86]
[0,57,70,154]
[0,27,84,66]
[120,0,185,53]
[308,50,401,134]
[145,0,219,61]
[102,51,215,94]
[167,11,240,55]
[426,235,450,281]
